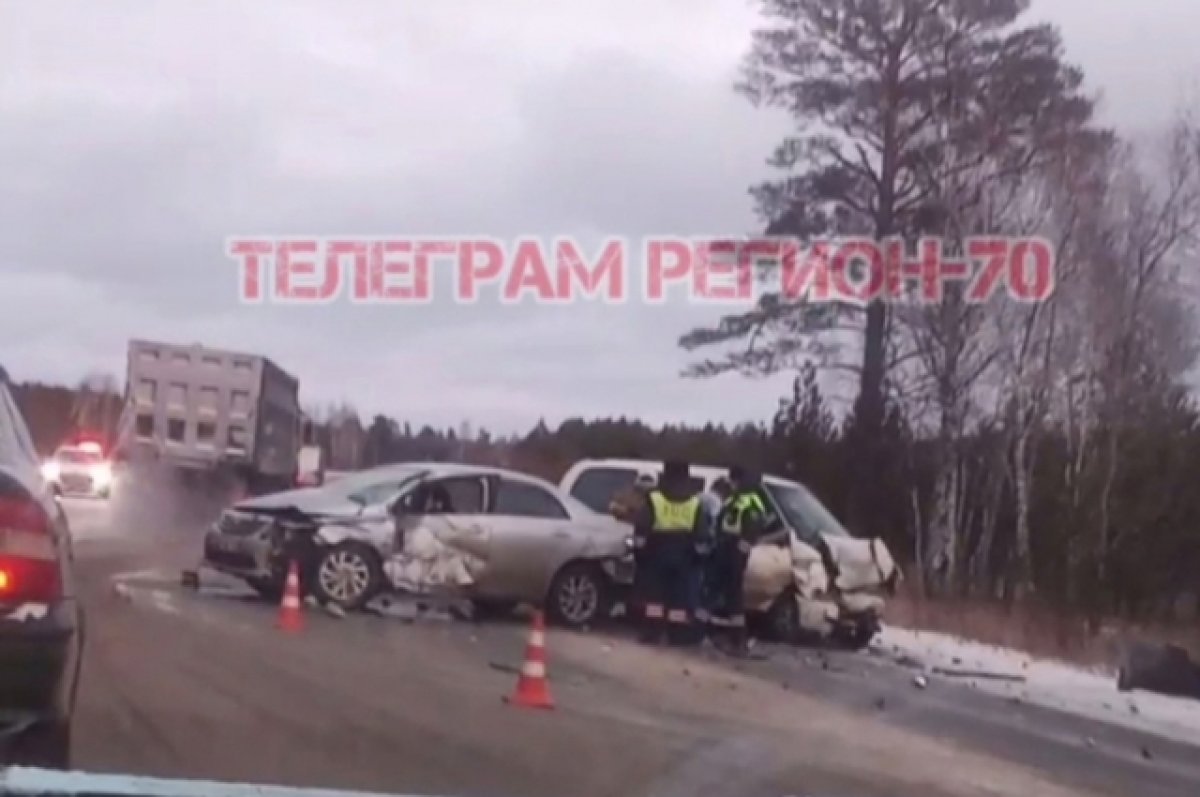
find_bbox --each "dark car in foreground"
[0,366,83,768]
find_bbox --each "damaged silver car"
[202,463,634,627]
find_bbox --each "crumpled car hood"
[234,486,361,516]
[823,534,898,591]
[745,532,898,612]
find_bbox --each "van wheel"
[833,619,878,651]
[313,542,383,610]
[547,563,610,629]
[766,589,801,643]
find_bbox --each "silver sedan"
[202,462,635,627]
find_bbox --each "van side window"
[568,467,640,513]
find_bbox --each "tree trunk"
[1012,429,1034,599]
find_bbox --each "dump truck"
[114,339,303,498]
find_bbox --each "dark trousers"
[639,534,695,641]
[709,537,748,624]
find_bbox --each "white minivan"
[559,458,900,648]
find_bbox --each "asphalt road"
[57,495,1200,797]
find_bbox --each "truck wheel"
[547,563,610,629]
[7,720,70,769]
[313,542,383,610]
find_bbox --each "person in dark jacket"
[633,460,704,645]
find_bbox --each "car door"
[474,477,574,599]
[389,475,492,592]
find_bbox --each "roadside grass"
[885,586,1200,670]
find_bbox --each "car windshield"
[55,448,103,464]
[340,467,427,506]
[764,481,850,539]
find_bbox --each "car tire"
[313,542,384,611]
[546,562,611,629]
[7,720,70,769]
[833,618,878,651]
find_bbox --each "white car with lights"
[40,442,115,499]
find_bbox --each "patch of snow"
[877,626,1200,744]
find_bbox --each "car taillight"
[0,492,61,602]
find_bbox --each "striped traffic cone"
[506,611,554,709]
[277,560,304,633]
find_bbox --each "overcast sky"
[2,0,1198,434]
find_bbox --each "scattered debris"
[1129,703,1140,716]
[931,667,1026,684]
[112,582,132,601]
[489,661,521,675]
[781,682,791,691]
[913,675,929,690]
[303,596,319,609]
[600,643,613,653]
[1085,737,1096,749]
[873,697,886,711]
[324,602,346,619]
[951,656,962,665]
[180,570,199,590]
[1141,746,1154,761]
[682,667,692,677]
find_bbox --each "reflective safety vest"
[720,492,766,536]
[648,491,700,534]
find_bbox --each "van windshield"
[763,481,850,539]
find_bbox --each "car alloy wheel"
[549,563,610,628]
[318,548,373,607]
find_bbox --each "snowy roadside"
[873,626,1200,745]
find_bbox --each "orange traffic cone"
[277,560,304,633]
[506,611,554,709]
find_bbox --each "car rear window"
[567,466,706,513]
[568,467,639,513]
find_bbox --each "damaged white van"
[560,459,900,648]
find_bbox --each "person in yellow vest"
[632,460,703,645]
[709,466,767,656]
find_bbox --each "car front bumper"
[202,527,276,581]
